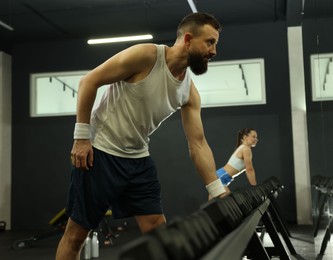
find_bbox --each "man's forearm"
[76,77,99,123]
[189,141,218,185]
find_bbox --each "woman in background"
[217,128,258,195]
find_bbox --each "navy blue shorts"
[216,167,233,186]
[66,147,163,230]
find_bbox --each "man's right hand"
[70,139,94,171]
[207,185,230,200]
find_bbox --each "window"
[310,53,333,101]
[30,71,108,117]
[191,58,266,107]
[30,58,266,117]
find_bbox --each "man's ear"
[184,33,192,44]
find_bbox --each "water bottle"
[91,231,99,258]
[83,235,91,259]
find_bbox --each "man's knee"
[63,219,91,249]
[135,214,166,233]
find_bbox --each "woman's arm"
[242,147,257,185]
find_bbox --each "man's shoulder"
[130,43,158,52]
[121,43,158,66]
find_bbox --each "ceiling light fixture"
[87,34,153,45]
[0,20,14,31]
[187,0,198,13]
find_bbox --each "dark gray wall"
[11,20,298,230]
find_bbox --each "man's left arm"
[181,82,225,197]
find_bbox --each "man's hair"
[177,12,222,38]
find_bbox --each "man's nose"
[210,46,217,57]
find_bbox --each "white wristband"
[206,179,226,198]
[73,123,91,139]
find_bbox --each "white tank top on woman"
[227,144,246,171]
[90,44,192,158]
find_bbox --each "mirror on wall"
[305,4,333,258]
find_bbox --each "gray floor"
[0,222,328,260]
[261,225,316,260]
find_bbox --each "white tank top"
[90,44,191,158]
[227,144,245,171]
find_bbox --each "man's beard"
[188,52,208,75]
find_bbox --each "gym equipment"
[229,190,253,217]
[318,216,333,256]
[175,211,220,256]
[312,175,333,237]
[200,196,244,237]
[150,223,196,260]
[0,220,6,232]
[245,178,298,259]
[166,216,205,256]
[12,208,67,250]
[191,210,220,245]
[118,234,169,260]
[202,199,270,260]
[118,176,301,260]
[11,208,119,250]
[312,175,333,257]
